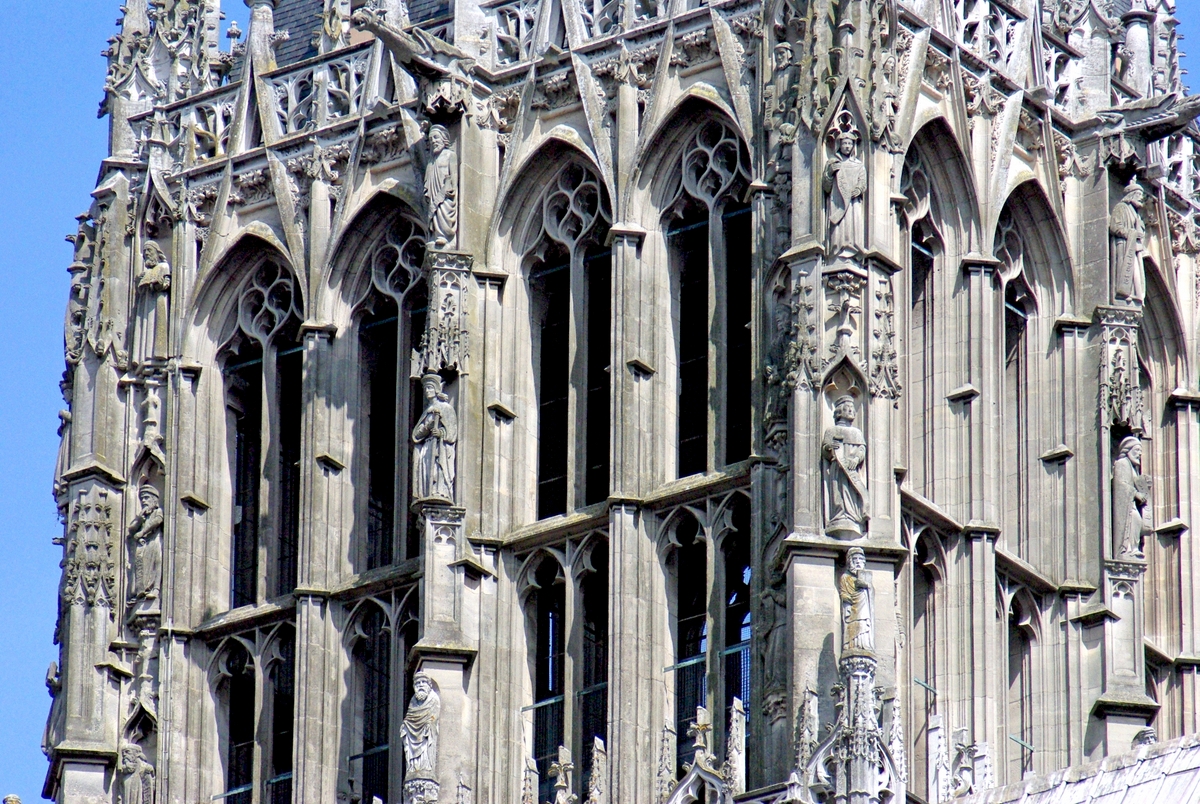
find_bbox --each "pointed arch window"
[350,603,392,804]
[220,641,255,804]
[1003,591,1037,784]
[526,558,567,801]
[996,215,1037,561]
[221,258,304,607]
[520,162,613,519]
[661,493,752,775]
[663,119,753,477]
[266,629,296,804]
[901,149,940,497]
[578,541,609,782]
[357,210,428,567]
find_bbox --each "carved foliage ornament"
[63,486,117,610]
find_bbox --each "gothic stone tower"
[43,0,1200,803]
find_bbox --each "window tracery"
[520,160,613,518]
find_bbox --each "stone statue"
[4,796,22,804]
[64,271,88,366]
[839,547,874,652]
[424,124,458,248]
[412,374,458,503]
[758,585,788,692]
[127,484,163,603]
[822,395,868,538]
[823,127,866,254]
[136,242,172,361]
[1113,436,1151,559]
[118,742,155,804]
[1109,179,1147,306]
[402,671,441,780]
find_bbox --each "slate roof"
[274,0,321,66]
[962,734,1200,804]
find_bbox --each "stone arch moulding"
[994,181,1075,317]
[317,194,429,329]
[196,220,297,303]
[181,235,301,367]
[515,548,569,605]
[494,125,606,239]
[631,91,750,217]
[489,134,610,274]
[902,118,982,250]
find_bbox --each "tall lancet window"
[668,513,708,773]
[225,336,262,610]
[222,257,304,607]
[350,603,391,804]
[578,541,609,781]
[267,628,296,804]
[663,119,753,477]
[357,210,428,566]
[221,641,255,804]
[526,558,567,801]
[721,497,751,734]
[996,215,1035,560]
[900,148,939,497]
[1005,593,1036,783]
[519,161,612,519]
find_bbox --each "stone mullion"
[709,206,728,471]
[607,504,665,804]
[568,250,586,512]
[968,531,999,761]
[291,328,341,802]
[1172,395,1200,660]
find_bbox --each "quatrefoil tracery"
[237,259,302,345]
[370,212,428,301]
[522,162,612,264]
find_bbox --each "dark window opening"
[362,300,399,570]
[723,206,752,466]
[534,253,571,519]
[722,499,751,737]
[532,560,566,801]
[674,516,708,775]
[1007,610,1034,782]
[225,643,255,804]
[268,631,295,804]
[1004,282,1030,559]
[276,333,303,596]
[909,228,935,496]
[580,544,609,782]
[406,286,429,561]
[673,218,709,478]
[226,339,263,609]
[585,250,612,506]
[354,606,391,804]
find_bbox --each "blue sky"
[0,2,1197,800]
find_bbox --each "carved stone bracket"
[418,251,473,377]
[1096,305,1145,432]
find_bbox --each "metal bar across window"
[211,784,253,801]
[521,694,565,712]
[663,654,707,673]
[914,677,938,696]
[348,744,390,761]
[1008,734,1035,752]
[266,773,294,785]
[721,641,749,657]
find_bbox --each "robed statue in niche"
[136,242,171,362]
[412,373,458,503]
[402,671,441,780]
[823,124,866,254]
[423,124,458,249]
[1113,435,1151,559]
[127,483,163,605]
[822,394,868,538]
[1109,178,1147,306]
[839,547,874,652]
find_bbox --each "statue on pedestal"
[412,374,458,503]
[127,484,163,605]
[402,671,442,803]
[1109,179,1147,306]
[823,124,866,254]
[1113,436,1151,559]
[822,395,868,538]
[423,125,458,249]
[839,547,874,653]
